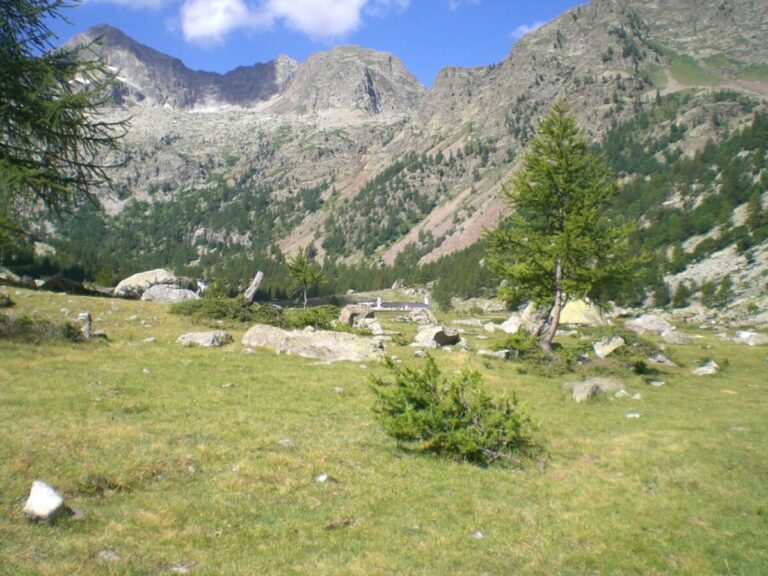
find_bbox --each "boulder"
[114,269,177,299]
[23,480,69,521]
[559,299,609,326]
[339,304,374,327]
[500,315,523,334]
[733,330,768,346]
[0,293,12,308]
[660,329,691,345]
[408,308,436,325]
[692,360,719,376]
[242,324,384,363]
[565,377,624,403]
[177,330,232,348]
[483,322,499,333]
[593,336,625,358]
[625,314,675,336]
[140,284,199,303]
[648,353,678,367]
[243,271,265,303]
[413,325,461,348]
[39,276,95,296]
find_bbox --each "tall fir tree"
[486,101,639,353]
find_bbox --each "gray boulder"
[625,314,675,336]
[241,324,384,363]
[114,268,177,299]
[593,336,625,358]
[141,284,199,303]
[733,330,768,346]
[339,304,374,327]
[565,378,624,403]
[177,330,232,348]
[413,325,461,348]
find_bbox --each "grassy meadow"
[1,288,767,575]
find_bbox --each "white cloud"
[265,0,367,38]
[177,0,405,43]
[86,0,176,8]
[180,0,272,43]
[510,20,545,40]
[447,0,479,12]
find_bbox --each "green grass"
[670,55,718,86]
[640,64,668,90]
[1,289,767,574]
[743,64,768,83]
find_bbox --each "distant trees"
[286,246,327,308]
[0,0,127,253]
[486,101,638,353]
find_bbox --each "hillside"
[10,0,768,303]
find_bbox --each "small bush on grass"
[0,314,83,343]
[284,305,339,330]
[170,297,258,323]
[0,294,13,308]
[371,355,537,465]
[171,298,341,330]
[493,331,583,375]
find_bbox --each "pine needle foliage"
[0,0,128,244]
[371,355,536,465]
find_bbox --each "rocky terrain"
[35,0,768,302]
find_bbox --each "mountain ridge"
[37,0,768,303]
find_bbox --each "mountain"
[33,0,768,303]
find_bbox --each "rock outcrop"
[141,284,199,303]
[242,324,383,362]
[114,269,177,299]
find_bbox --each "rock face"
[114,269,177,299]
[565,378,625,403]
[23,480,68,521]
[177,330,232,348]
[241,324,383,362]
[413,325,461,348]
[339,304,374,327]
[141,284,199,303]
[593,336,625,358]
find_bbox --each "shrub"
[170,297,258,323]
[171,298,340,330]
[0,314,83,343]
[371,356,537,465]
[0,293,13,308]
[284,305,339,330]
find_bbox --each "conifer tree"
[1,0,127,252]
[486,101,638,353]
[286,246,327,309]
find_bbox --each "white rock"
[500,315,522,334]
[593,336,625,358]
[23,480,66,520]
[315,473,328,483]
[693,360,719,376]
[733,330,768,346]
[177,330,232,348]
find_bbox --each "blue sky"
[50,0,585,86]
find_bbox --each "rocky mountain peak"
[265,45,425,117]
